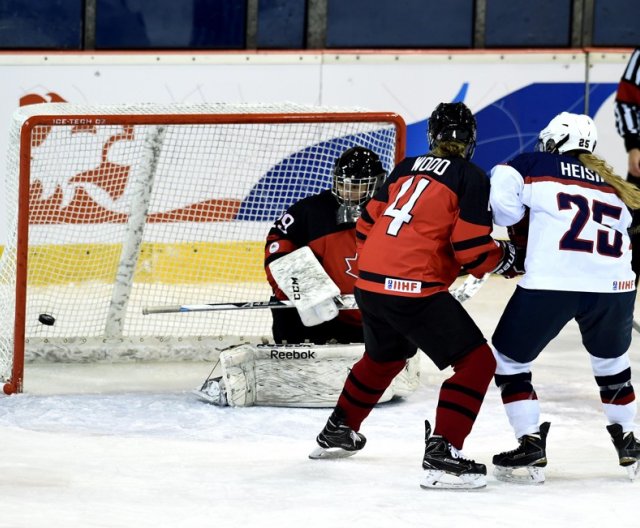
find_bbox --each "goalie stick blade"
[308,446,360,460]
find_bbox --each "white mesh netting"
[0,102,404,387]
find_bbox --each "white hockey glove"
[268,246,341,327]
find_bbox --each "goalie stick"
[142,294,358,315]
[141,273,490,315]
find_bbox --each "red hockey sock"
[433,343,496,449]
[336,352,406,431]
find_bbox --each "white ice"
[1,277,638,528]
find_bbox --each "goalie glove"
[492,240,525,279]
[268,246,341,327]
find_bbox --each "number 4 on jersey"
[383,176,430,236]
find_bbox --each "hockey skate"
[492,422,550,484]
[309,409,366,460]
[606,424,640,481]
[420,421,487,490]
[192,376,228,406]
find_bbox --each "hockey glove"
[492,240,525,279]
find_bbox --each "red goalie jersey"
[265,189,361,326]
[355,154,503,297]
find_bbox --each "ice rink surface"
[1,277,638,528]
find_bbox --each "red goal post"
[0,102,406,394]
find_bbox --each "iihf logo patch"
[384,277,421,293]
[612,280,634,291]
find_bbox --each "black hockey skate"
[492,422,550,484]
[309,409,366,460]
[606,424,640,481]
[420,421,486,490]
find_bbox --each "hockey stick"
[142,295,357,315]
[142,274,490,315]
[633,319,640,334]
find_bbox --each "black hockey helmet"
[332,147,385,206]
[332,147,385,223]
[428,102,477,159]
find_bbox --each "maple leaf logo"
[345,253,359,279]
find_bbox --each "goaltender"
[264,146,385,344]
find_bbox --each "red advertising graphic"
[21,91,241,225]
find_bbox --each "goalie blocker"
[195,343,420,407]
[268,246,341,327]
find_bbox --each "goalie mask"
[428,102,477,160]
[536,112,598,154]
[332,147,385,224]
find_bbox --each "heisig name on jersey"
[560,162,604,183]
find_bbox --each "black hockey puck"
[38,313,56,326]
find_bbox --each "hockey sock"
[596,367,637,431]
[336,352,406,431]
[434,343,496,449]
[494,371,540,438]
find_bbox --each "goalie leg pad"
[193,376,228,406]
[196,343,421,408]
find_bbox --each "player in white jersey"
[489,112,640,483]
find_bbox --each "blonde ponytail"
[432,141,467,158]
[578,153,640,210]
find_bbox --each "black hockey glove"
[492,240,525,279]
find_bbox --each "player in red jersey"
[264,147,385,344]
[310,102,524,490]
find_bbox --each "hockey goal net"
[0,102,405,394]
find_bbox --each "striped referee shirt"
[615,48,640,152]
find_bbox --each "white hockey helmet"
[536,112,598,154]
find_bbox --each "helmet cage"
[332,147,385,207]
[332,173,381,207]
